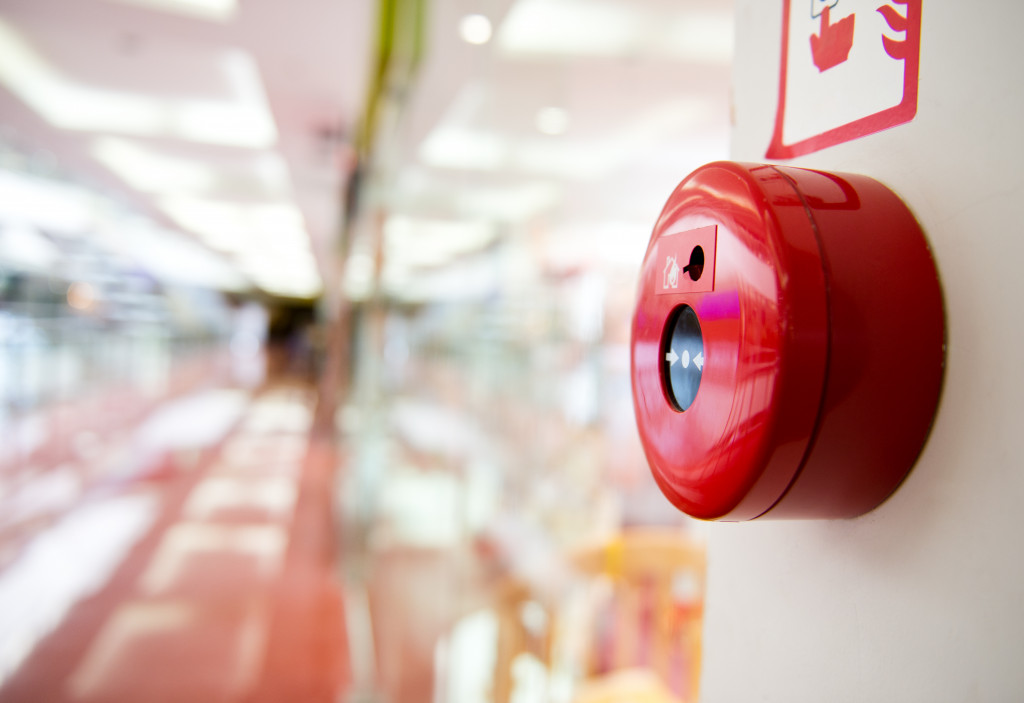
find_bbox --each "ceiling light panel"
[235,242,320,275]
[0,170,96,233]
[387,172,561,223]
[391,170,560,223]
[92,138,216,193]
[244,269,323,298]
[535,107,570,136]
[498,0,641,57]
[498,0,734,62]
[92,138,291,198]
[240,268,320,290]
[382,257,500,304]
[419,91,716,180]
[235,247,318,274]
[158,197,311,254]
[459,14,493,45]
[419,128,507,172]
[98,221,249,291]
[103,0,238,23]
[0,223,63,272]
[384,217,497,269]
[453,182,561,222]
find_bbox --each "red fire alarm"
[630,162,944,520]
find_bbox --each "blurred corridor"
[0,346,347,701]
[0,0,722,701]
[0,303,707,703]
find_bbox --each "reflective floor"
[0,338,707,703]
[0,354,348,702]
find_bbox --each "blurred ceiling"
[0,0,733,301]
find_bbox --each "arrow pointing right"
[666,348,679,366]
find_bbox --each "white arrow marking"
[694,351,704,371]
[681,349,690,368]
[666,348,679,365]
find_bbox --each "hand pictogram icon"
[768,0,921,158]
[810,4,855,71]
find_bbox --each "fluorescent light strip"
[92,138,216,193]
[497,0,733,62]
[459,14,493,45]
[247,275,322,298]
[535,107,570,135]
[453,182,560,222]
[0,170,95,233]
[157,193,324,297]
[158,197,310,253]
[498,0,641,57]
[96,220,250,291]
[238,260,320,283]
[419,128,506,172]
[105,0,238,22]
[384,216,497,268]
[92,138,292,197]
[420,96,714,180]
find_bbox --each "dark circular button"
[662,305,704,412]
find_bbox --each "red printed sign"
[767,0,921,159]
[654,225,716,296]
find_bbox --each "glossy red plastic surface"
[630,161,944,520]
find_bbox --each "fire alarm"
[630,162,944,520]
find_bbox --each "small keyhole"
[683,245,704,281]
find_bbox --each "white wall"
[704,2,1024,701]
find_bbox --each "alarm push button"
[630,161,944,521]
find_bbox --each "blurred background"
[0,0,732,701]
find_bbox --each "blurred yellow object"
[573,529,706,581]
[572,528,705,703]
[472,528,705,703]
[573,667,682,703]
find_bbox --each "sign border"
[766,0,922,159]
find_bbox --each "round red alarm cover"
[630,162,944,520]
